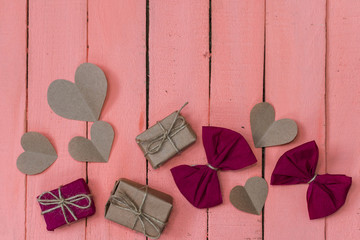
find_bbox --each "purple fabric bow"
[271,141,352,219]
[171,126,257,208]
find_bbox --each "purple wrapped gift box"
[37,178,95,231]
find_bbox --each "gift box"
[37,178,95,231]
[136,102,197,169]
[105,178,173,239]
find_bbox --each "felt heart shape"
[47,63,107,122]
[17,132,58,175]
[69,121,114,162]
[230,177,268,215]
[250,102,298,148]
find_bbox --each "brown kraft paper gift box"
[136,102,197,169]
[105,178,173,239]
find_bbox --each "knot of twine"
[138,102,188,156]
[308,174,318,184]
[207,164,219,171]
[190,164,219,171]
[109,187,166,239]
[37,186,92,224]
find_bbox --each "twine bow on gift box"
[137,102,188,156]
[109,187,166,239]
[37,186,92,224]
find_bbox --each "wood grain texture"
[2,0,360,239]
[326,1,360,239]
[209,1,264,239]
[148,0,209,239]
[264,1,326,240]
[86,0,146,239]
[26,0,87,239]
[0,1,26,239]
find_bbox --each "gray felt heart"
[16,132,58,175]
[47,63,107,122]
[68,121,114,162]
[230,177,268,215]
[250,102,298,148]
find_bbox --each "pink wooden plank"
[0,1,26,239]
[86,0,146,239]
[26,0,87,239]
[209,1,264,239]
[148,0,209,239]
[326,1,360,239]
[264,1,326,239]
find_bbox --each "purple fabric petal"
[171,165,221,208]
[271,141,318,184]
[171,126,257,208]
[271,141,352,219]
[203,126,258,170]
[307,174,352,219]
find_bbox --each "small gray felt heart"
[47,63,107,122]
[250,102,298,148]
[230,177,268,215]
[17,132,57,175]
[69,121,114,162]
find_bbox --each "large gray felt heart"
[47,63,107,122]
[230,177,268,215]
[16,132,58,175]
[250,102,298,148]
[68,121,114,162]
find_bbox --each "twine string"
[207,164,219,171]
[308,174,318,184]
[190,164,219,171]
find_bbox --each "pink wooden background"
[0,0,359,239]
